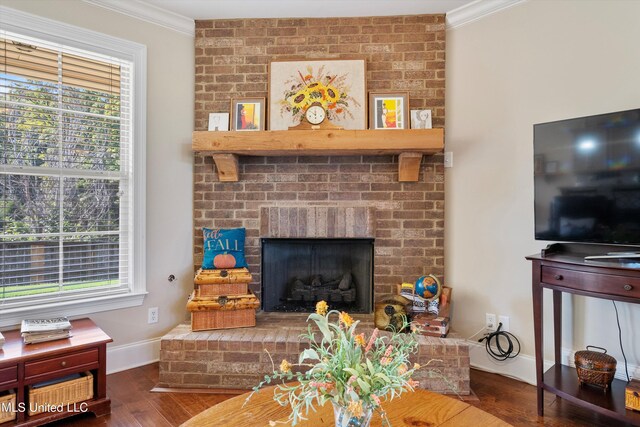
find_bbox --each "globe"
[414,275,442,301]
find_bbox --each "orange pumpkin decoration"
[213,253,236,269]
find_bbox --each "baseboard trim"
[151,386,245,394]
[468,339,541,385]
[469,340,639,384]
[106,337,161,374]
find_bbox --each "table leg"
[532,261,544,416]
[553,290,562,365]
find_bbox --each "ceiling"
[138,0,477,20]
[83,0,525,36]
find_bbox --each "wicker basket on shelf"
[574,346,617,391]
[0,391,16,423]
[28,372,93,415]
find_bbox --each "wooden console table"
[527,243,640,425]
[0,318,112,426]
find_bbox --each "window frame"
[0,6,147,327]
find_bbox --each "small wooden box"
[0,391,16,423]
[187,291,260,331]
[626,379,640,412]
[28,372,93,415]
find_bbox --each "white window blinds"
[0,31,133,305]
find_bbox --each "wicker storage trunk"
[194,268,252,284]
[194,268,252,297]
[28,372,93,415]
[0,391,16,423]
[187,291,260,331]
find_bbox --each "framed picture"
[208,113,229,131]
[410,109,432,129]
[268,58,366,130]
[231,98,265,131]
[369,92,409,130]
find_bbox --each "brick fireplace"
[159,13,461,394]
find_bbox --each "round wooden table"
[181,386,512,427]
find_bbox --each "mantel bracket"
[212,154,239,182]
[398,152,423,182]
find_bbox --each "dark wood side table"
[0,318,112,426]
[527,243,640,426]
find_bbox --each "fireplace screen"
[261,238,373,313]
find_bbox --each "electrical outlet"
[485,313,496,331]
[148,307,159,324]
[499,315,510,332]
[444,151,453,168]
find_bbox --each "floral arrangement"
[278,65,361,124]
[248,301,427,427]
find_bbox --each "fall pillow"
[202,227,248,269]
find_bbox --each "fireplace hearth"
[261,238,374,313]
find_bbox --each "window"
[0,7,146,325]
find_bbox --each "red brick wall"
[194,15,445,302]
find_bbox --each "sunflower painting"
[269,59,366,130]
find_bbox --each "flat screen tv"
[534,108,640,246]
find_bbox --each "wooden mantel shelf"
[192,128,444,182]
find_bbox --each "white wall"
[446,0,640,381]
[0,0,195,353]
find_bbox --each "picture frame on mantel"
[369,92,409,130]
[208,113,229,131]
[268,58,367,130]
[230,98,265,131]
[410,109,432,129]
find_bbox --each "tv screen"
[534,108,640,245]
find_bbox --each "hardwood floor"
[50,363,631,426]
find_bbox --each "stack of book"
[21,317,72,344]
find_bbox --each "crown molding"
[83,0,194,37]
[446,0,527,30]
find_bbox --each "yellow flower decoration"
[347,400,364,418]
[354,333,366,347]
[397,363,408,375]
[325,85,339,103]
[289,90,309,108]
[306,81,324,91]
[413,363,421,370]
[280,359,292,373]
[315,300,328,316]
[339,311,354,328]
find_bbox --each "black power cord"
[612,300,630,382]
[478,322,521,361]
